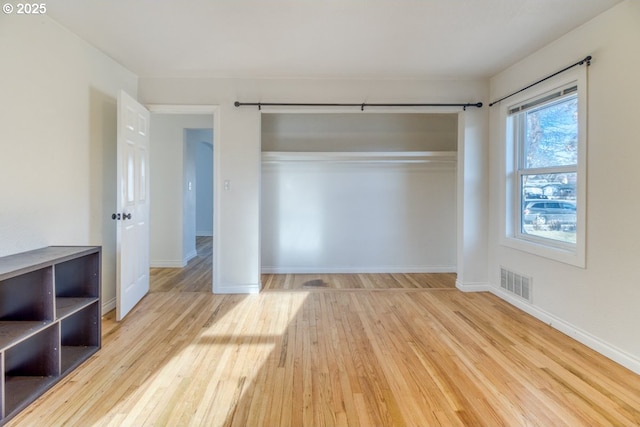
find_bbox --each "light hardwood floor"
[262,272,456,290]
[149,237,214,293]
[8,240,640,426]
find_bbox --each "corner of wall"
[214,282,261,294]
[455,280,492,292]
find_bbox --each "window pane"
[524,95,577,168]
[521,173,576,244]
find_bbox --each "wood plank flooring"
[149,237,213,293]
[8,241,640,426]
[150,238,456,293]
[262,272,456,290]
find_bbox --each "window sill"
[501,236,585,268]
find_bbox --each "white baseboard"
[151,251,197,268]
[453,280,640,374]
[102,297,116,316]
[489,285,640,375]
[455,280,491,292]
[213,282,261,294]
[261,265,456,274]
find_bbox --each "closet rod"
[489,55,591,107]
[234,101,483,110]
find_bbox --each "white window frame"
[500,67,587,268]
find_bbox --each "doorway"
[147,106,219,292]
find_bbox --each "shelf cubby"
[4,323,59,418]
[60,302,100,374]
[0,267,53,321]
[54,252,99,298]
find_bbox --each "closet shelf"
[261,151,457,164]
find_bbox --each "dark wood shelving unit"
[0,246,101,425]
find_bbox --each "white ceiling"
[46,0,621,80]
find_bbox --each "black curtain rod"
[234,101,483,111]
[489,55,592,107]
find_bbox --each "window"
[503,70,586,267]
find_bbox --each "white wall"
[262,160,457,273]
[149,115,212,267]
[191,131,214,237]
[0,14,137,313]
[488,0,640,372]
[456,110,490,290]
[138,78,489,293]
[261,113,458,273]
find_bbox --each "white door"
[115,90,150,320]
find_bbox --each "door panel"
[116,91,150,321]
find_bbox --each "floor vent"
[500,267,532,302]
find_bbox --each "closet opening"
[260,112,458,275]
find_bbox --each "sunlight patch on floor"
[94,292,310,426]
